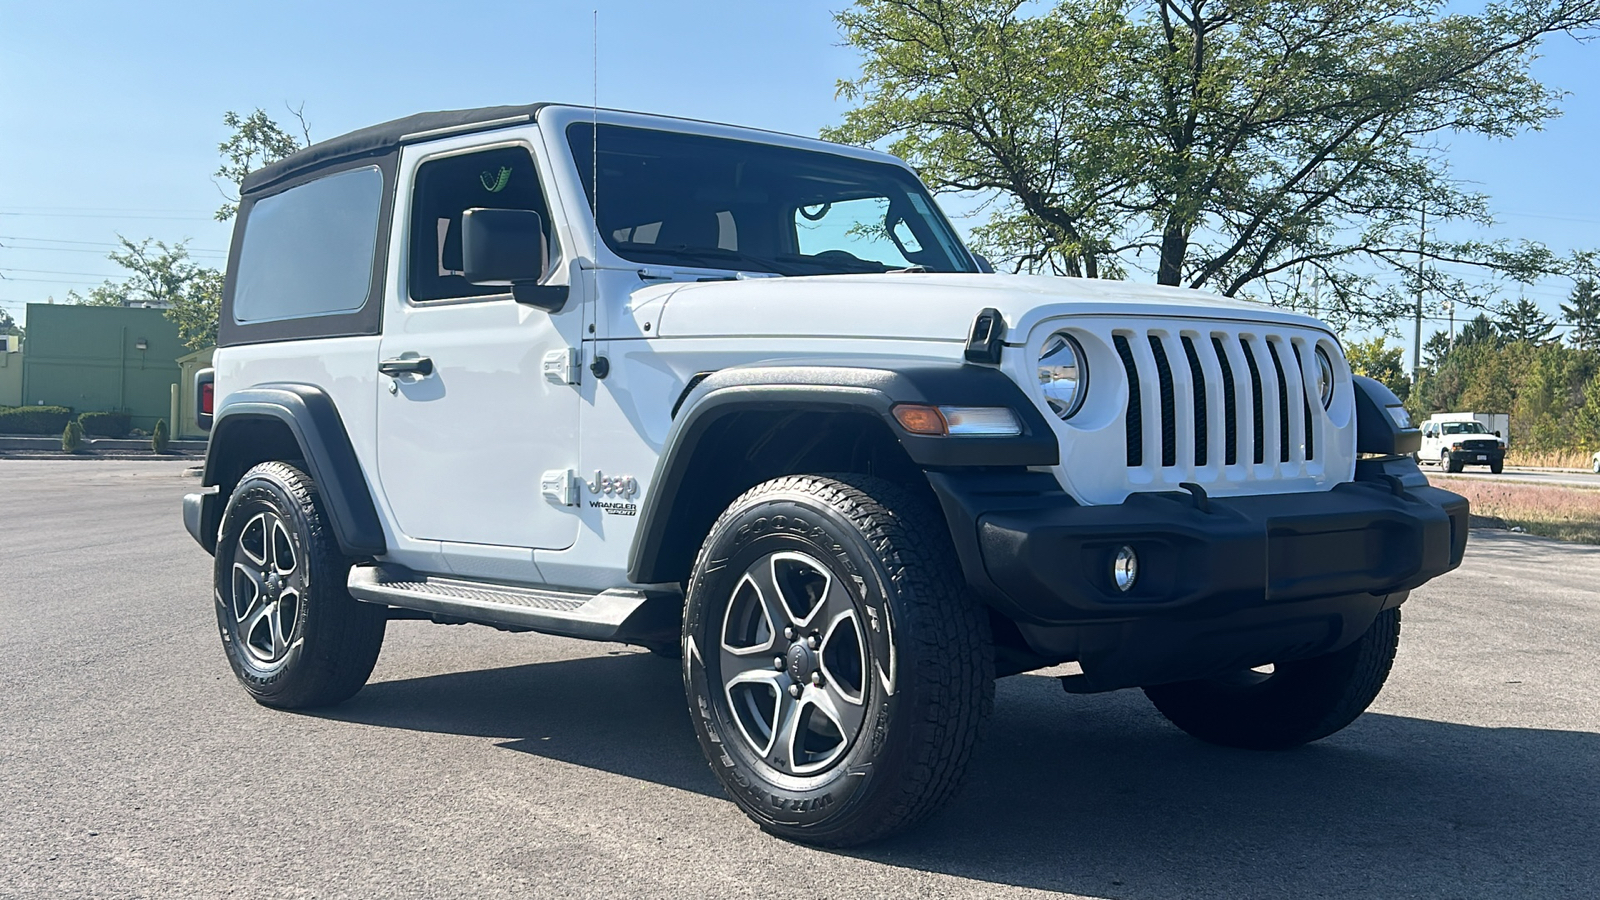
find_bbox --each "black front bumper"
[928,457,1469,688]
[1446,447,1503,464]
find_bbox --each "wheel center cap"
[787,642,817,684]
[264,572,281,595]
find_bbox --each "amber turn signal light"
[892,404,948,435]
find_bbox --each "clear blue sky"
[3,0,1596,354]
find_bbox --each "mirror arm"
[512,282,569,312]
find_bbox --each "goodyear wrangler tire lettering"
[681,473,994,847]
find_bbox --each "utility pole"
[1414,205,1426,381]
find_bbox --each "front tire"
[1444,451,1464,473]
[683,474,993,847]
[1143,607,1402,750]
[214,461,386,709]
[1490,459,1504,474]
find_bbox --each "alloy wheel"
[717,550,869,776]
[229,511,304,664]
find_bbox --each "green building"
[22,304,185,433]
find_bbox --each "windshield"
[1441,422,1489,434]
[567,123,976,276]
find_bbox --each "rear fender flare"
[201,384,386,558]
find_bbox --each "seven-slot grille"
[1112,327,1325,476]
[1460,439,1499,452]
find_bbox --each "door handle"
[379,356,434,377]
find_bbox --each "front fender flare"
[626,362,1058,584]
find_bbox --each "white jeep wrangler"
[184,104,1469,846]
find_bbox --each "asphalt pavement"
[1427,463,1600,489]
[4,459,1599,899]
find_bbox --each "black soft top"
[241,103,549,196]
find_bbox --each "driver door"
[376,139,582,557]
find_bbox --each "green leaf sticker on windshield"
[480,166,512,193]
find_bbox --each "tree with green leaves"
[213,107,308,221]
[1422,330,1455,370]
[1496,296,1556,345]
[1561,278,1600,350]
[166,268,224,350]
[65,237,223,349]
[1456,312,1500,349]
[828,0,1598,328]
[0,306,23,338]
[1344,336,1411,401]
[68,237,201,308]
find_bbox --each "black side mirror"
[461,208,569,311]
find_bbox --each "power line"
[1497,209,1600,226]
[0,235,226,254]
[0,212,215,222]
[1,267,126,277]
[0,244,227,258]
[0,205,214,214]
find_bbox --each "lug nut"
[811,671,823,687]
[784,627,796,641]
[787,684,801,698]
[773,656,785,671]
[807,635,820,650]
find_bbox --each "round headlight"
[1038,331,1088,420]
[1314,347,1335,409]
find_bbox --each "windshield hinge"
[964,307,1006,365]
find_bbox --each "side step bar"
[347,565,680,644]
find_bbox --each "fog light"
[1113,545,1138,592]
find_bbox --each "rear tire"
[214,461,386,709]
[1143,607,1401,750]
[682,474,993,847]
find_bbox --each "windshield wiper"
[626,245,800,277]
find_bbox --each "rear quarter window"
[232,166,385,324]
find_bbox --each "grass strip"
[1429,475,1600,544]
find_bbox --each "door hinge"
[540,468,578,506]
[543,348,581,385]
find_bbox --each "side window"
[233,166,384,324]
[409,146,555,302]
[793,196,915,269]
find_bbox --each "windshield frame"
[1440,422,1489,434]
[560,118,978,277]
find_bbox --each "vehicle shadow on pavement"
[323,653,1600,899]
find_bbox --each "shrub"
[0,405,73,435]
[151,418,170,453]
[62,420,84,453]
[78,410,132,438]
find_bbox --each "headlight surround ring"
[1038,330,1089,420]
[1314,346,1336,409]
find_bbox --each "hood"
[646,272,1334,343]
